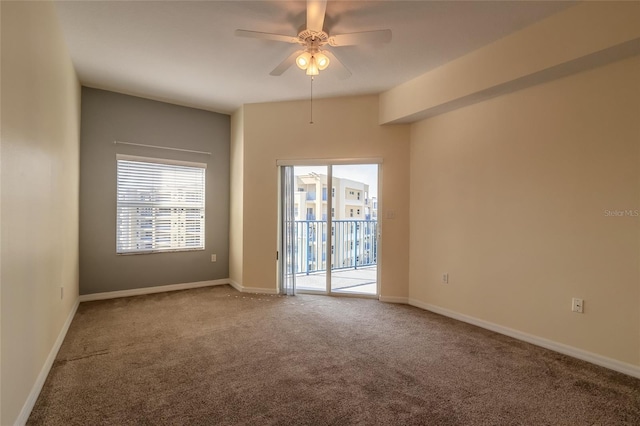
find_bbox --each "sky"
[295,164,378,198]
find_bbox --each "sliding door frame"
[277,158,382,298]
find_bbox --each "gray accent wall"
[80,88,230,295]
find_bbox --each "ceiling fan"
[235,0,392,79]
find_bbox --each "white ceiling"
[54,1,574,115]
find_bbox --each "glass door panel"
[330,165,378,295]
[292,166,328,292]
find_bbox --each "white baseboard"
[15,299,80,426]
[408,298,640,379]
[243,287,278,294]
[78,279,230,302]
[379,295,409,304]
[228,279,243,293]
[227,279,278,295]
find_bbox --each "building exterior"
[293,173,375,221]
[292,173,377,275]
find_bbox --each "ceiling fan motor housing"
[298,29,329,52]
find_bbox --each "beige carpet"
[29,285,640,425]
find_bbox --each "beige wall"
[380,1,640,124]
[1,1,81,424]
[230,107,244,286]
[409,56,640,366]
[236,95,410,298]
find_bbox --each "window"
[116,155,206,254]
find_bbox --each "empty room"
[1,0,639,424]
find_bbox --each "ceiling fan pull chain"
[310,76,314,125]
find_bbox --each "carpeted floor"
[28,285,640,425]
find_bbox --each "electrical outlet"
[60,287,64,300]
[211,254,217,262]
[571,297,584,313]
[442,273,449,284]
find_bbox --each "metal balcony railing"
[291,220,378,275]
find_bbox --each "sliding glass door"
[279,161,379,297]
[289,165,328,293]
[330,165,378,295]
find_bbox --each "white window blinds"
[116,156,206,254]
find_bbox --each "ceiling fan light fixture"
[306,56,320,76]
[315,52,330,70]
[296,52,312,70]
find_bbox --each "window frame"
[115,154,207,255]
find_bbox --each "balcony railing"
[291,220,378,275]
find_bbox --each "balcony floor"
[296,266,377,295]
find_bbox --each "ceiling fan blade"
[307,0,327,33]
[235,29,298,44]
[270,50,304,76]
[323,50,351,80]
[328,29,392,47]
